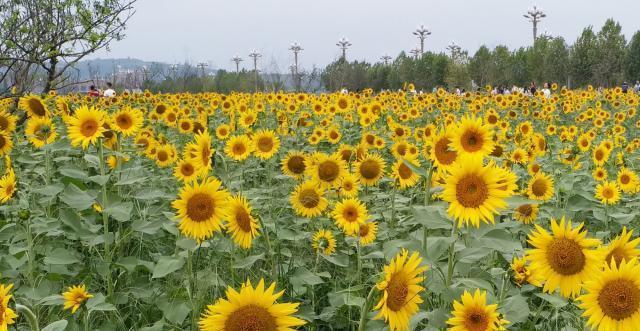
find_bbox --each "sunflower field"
[0,86,638,331]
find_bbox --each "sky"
[90,0,640,72]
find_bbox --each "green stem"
[25,217,35,286]
[258,217,277,280]
[98,139,113,298]
[445,220,459,287]
[422,166,434,253]
[187,250,198,331]
[16,304,39,331]
[390,183,397,226]
[357,286,378,331]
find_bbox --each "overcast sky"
[90,0,640,71]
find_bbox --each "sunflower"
[0,169,16,203]
[112,107,143,136]
[441,157,511,228]
[225,135,253,161]
[215,123,232,140]
[25,117,57,148]
[62,284,93,313]
[511,256,542,287]
[281,151,307,180]
[447,289,509,331]
[332,198,368,235]
[617,168,638,193]
[354,153,386,186]
[429,130,457,170]
[19,94,49,118]
[225,194,259,249]
[154,144,177,168]
[339,172,360,197]
[290,181,328,218]
[172,177,230,242]
[252,129,280,160]
[373,250,427,331]
[199,279,306,331]
[578,258,640,331]
[66,105,106,149]
[0,110,17,133]
[0,132,13,156]
[174,159,199,182]
[513,204,538,224]
[593,167,608,182]
[392,159,421,189]
[527,172,554,201]
[449,115,495,157]
[178,118,193,134]
[603,227,640,267]
[312,229,336,255]
[189,130,213,174]
[0,283,17,330]
[306,153,346,189]
[526,217,603,297]
[595,181,621,205]
[358,221,378,246]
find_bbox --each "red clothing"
[88,90,100,97]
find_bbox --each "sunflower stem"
[445,219,459,287]
[357,285,378,331]
[390,183,397,227]
[422,166,434,254]
[257,216,277,281]
[16,304,39,331]
[187,249,198,331]
[25,216,35,286]
[98,139,113,298]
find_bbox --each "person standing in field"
[103,82,116,98]
[87,85,100,97]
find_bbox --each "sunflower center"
[181,163,195,176]
[318,161,339,182]
[435,138,456,165]
[28,98,46,116]
[0,116,8,130]
[602,188,614,199]
[233,142,247,155]
[455,174,489,208]
[181,122,191,130]
[287,156,306,174]
[606,248,627,267]
[257,137,273,152]
[359,160,381,179]
[464,309,489,331]
[359,224,370,237]
[299,189,320,208]
[386,274,409,312]
[620,175,630,185]
[80,119,99,137]
[186,193,215,222]
[235,208,252,232]
[157,150,169,162]
[342,206,359,223]
[598,279,640,321]
[595,150,604,160]
[397,163,413,180]
[224,304,277,331]
[461,130,483,152]
[116,114,132,129]
[517,204,533,217]
[546,238,586,276]
[531,179,548,197]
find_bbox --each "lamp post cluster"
[523,5,546,43]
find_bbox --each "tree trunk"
[44,57,58,93]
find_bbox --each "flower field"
[0,86,639,331]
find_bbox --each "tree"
[593,19,627,87]
[627,31,640,82]
[544,37,569,86]
[0,0,136,92]
[469,46,492,87]
[570,27,598,87]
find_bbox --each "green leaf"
[411,203,451,230]
[500,295,530,324]
[233,253,265,269]
[104,201,132,222]
[290,267,324,286]
[60,184,95,210]
[86,293,116,311]
[43,248,80,265]
[59,166,89,181]
[535,292,568,308]
[321,253,349,267]
[33,183,65,196]
[152,256,185,278]
[42,320,68,331]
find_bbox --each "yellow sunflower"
[595,181,621,205]
[25,117,57,148]
[188,130,213,174]
[172,177,230,242]
[0,283,17,329]
[339,172,360,197]
[441,156,511,228]
[224,194,259,249]
[19,94,49,118]
[112,107,143,136]
[447,289,509,331]
[215,123,232,140]
[290,181,328,218]
[173,159,199,183]
[199,279,306,331]
[281,151,307,180]
[332,198,368,236]
[62,284,93,314]
[392,159,421,189]
[312,229,336,255]
[513,204,538,224]
[354,153,386,186]
[358,221,378,246]
[526,217,603,297]
[252,129,280,160]
[617,168,638,193]
[0,110,17,133]
[527,172,555,201]
[603,227,640,267]
[306,153,346,189]
[0,168,16,203]
[578,258,640,331]
[66,105,106,149]
[0,132,13,156]
[511,256,542,287]
[449,115,495,157]
[429,130,458,170]
[225,135,253,161]
[373,249,427,331]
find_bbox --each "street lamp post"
[248,49,262,92]
[380,54,392,66]
[231,54,243,74]
[412,24,431,55]
[523,5,546,44]
[336,37,352,61]
[447,41,462,62]
[289,42,303,91]
[409,48,421,60]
